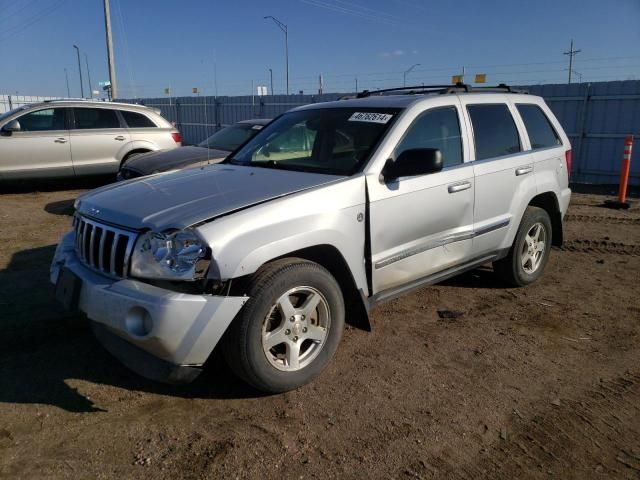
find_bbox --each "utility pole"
[73,45,84,98]
[264,16,289,95]
[563,39,581,84]
[269,68,274,95]
[103,0,118,98]
[355,76,358,93]
[85,54,93,97]
[64,68,70,98]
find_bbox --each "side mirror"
[1,120,21,135]
[382,148,443,182]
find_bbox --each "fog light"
[125,307,153,337]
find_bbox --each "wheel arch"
[230,244,371,331]
[119,148,152,168]
[528,191,563,246]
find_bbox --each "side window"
[467,104,521,160]
[516,104,561,149]
[395,106,463,168]
[74,108,120,130]
[17,108,66,131]
[121,110,156,128]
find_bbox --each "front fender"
[196,176,368,293]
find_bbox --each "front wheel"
[493,206,552,286]
[222,259,345,393]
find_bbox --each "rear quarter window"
[121,110,157,128]
[467,104,521,161]
[516,104,561,149]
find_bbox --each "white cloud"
[380,49,406,58]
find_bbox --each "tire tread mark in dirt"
[565,214,640,225]
[559,239,640,256]
[457,372,640,479]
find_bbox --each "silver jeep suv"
[0,100,181,180]
[51,84,571,392]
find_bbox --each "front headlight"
[130,229,210,281]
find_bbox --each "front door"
[368,103,475,295]
[0,107,72,179]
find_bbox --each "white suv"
[51,84,571,393]
[0,100,181,180]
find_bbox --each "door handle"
[114,136,126,141]
[515,165,533,176]
[447,181,472,194]
[54,138,67,144]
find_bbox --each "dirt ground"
[0,180,639,480]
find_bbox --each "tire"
[121,150,147,166]
[493,206,553,287]
[222,258,345,393]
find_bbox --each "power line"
[299,0,402,27]
[0,0,68,43]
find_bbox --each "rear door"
[0,107,72,178]
[513,102,566,195]
[70,107,130,175]
[459,97,537,257]
[368,101,475,295]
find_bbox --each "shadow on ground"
[439,265,511,290]
[0,175,113,194]
[0,244,264,414]
[44,198,75,216]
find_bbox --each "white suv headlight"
[130,229,210,281]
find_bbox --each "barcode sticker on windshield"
[348,112,393,124]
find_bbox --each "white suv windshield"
[229,108,399,175]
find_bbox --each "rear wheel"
[493,206,552,286]
[222,259,345,393]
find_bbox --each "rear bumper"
[51,231,248,383]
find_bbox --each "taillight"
[171,132,183,144]
[565,149,572,180]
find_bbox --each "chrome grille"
[73,215,137,278]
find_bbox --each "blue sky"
[1,0,639,98]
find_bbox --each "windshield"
[0,106,28,124]
[198,124,262,151]
[228,107,399,175]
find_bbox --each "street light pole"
[269,68,274,96]
[64,68,70,98]
[85,53,93,98]
[403,63,420,87]
[73,45,84,98]
[264,16,289,95]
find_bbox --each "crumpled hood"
[123,146,230,174]
[76,164,342,230]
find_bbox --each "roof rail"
[42,98,92,102]
[356,83,528,98]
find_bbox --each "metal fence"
[0,94,63,113]
[522,81,640,185]
[9,79,630,185]
[123,93,347,147]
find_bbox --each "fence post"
[7,95,12,110]
[574,82,591,181]
[175,98,182,132]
